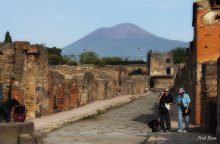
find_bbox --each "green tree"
[79,51,99,64]
[47,47,62,56]
[171,47,186,64]
[46,47,78,65]
[48,54,65,65]
[4,31,12,43]
[63,55,78,66]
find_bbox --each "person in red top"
[0,95,20,122]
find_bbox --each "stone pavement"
[44,92,158,144]
[29,92,152,136]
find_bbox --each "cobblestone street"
[44,93,159,144]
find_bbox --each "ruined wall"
[0,42,148,119]
[147,52,174,76]
[0,42,49,118]
[190,0,220,125]
[201,61,217,134]
[125,64,147,74]
[175,0,220,125]
[126,76,148,95]
[151,76,174,89]
[0,43,14,103]
[47,65,148,113]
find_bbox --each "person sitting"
[0,95,20,122]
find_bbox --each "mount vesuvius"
[62,23,188,57]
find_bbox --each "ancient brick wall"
[0,42,148,119]
[201,61,217,134]
[48,65,148,113]
[194,3,220,63]
[190,1,220,126]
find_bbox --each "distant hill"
[62,23,189,58]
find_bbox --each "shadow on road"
[133,103,159,125]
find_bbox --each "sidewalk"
[146,104,218,144]
[29,92,152,136]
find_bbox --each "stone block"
[17,122,35,134]
[14,41,30,50]
[0,122,34,144]
[0,123,19,144]
[27,45,39,54]
[96,79,108,100]
[18,134,36,144]
[32,131,44,144]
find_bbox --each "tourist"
[177,88,191,133]
[0,95,20,122]
[158,88,173,132]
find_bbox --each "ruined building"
[0,42,148,119]
[0,42,49,118]
[174,0,220,137]
[147,51,175,89]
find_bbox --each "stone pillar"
[96,79,108,100]
[0,43,15,102]
[201,62,217,134]
[195,64,202,125]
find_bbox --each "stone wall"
[0,43,14,103]
[150,76,174,89]
[0,42,148,119]
[200,61,217,134]
[0,42,49,118]
[47,65,149,113]
[173,46,198,124]
[147,52,174,76]
[173,0,220,135]
[0,122,43,144]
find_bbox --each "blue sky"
[0,0,193,48]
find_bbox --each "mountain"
[62,23,189,58]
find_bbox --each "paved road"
[44,93,159,144]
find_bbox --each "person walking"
[177,88,191,133]
[158,88,173,132]
[0,95,20,122]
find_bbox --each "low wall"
[150,76,174,89]
[0,122,43,144]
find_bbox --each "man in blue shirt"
[176,88,191,133]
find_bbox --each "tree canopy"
[4,31,12,43]
[79,51,99,64]
[171,47,186,64]
[47,47,77,66]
